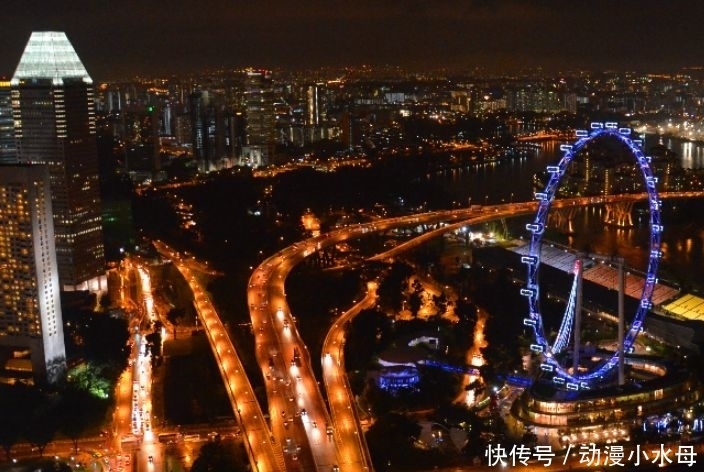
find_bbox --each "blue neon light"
[521,255,538,265]
[525,223,544,234]
[534,192,549,201]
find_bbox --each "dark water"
[429,136,704,290]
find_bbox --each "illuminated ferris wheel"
[521,123,663,391]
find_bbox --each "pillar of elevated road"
[548,207,580,234]
[603,201,634,227]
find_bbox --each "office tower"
[0,165,65,384]
[11,32,105,290]
[306,83,329,143]
[0,81,16,164]
[243,70,276,166]
[340,111,355,152]
[229,111,246,159]
[190,90,228,171]
[150,104,161,174]
[174,111,192,147]
[162,102,173,137]
[190,89,206,169]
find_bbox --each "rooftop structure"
[11,32,92,85]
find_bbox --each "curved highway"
[247,190,704,471]
[149,190,703,472]
[249,246,340,471]
[154,241,286,472]
[321,282,377,471]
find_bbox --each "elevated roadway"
[154,241,286,472]
[249,248,340,471]
[321,282,377,471]
[248,190,704,471]
[154,190,702,472]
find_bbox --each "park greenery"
[0,292,129,460]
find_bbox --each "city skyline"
[1,1,704,80]
[0,15,703,470]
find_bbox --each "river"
[429,135,704,291]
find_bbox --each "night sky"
[2,0,703,80]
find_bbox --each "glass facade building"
[11,32,105,289]
[0,165,65,384]
[243,70,276,167]
[0,81,16,164]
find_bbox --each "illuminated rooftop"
[12,31,92,85]
[662,293,704,321]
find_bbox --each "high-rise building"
[11,32,105,290]
[243,70,276,166]
[190,89,207,169]
[190,89,233,171]
[306,83,329,143]
[0,165,65,384]
[0,81,16,164]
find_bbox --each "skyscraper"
[306,82,328,143]
[0,81,16,164]
[243,70,276,167]
[189,89,209,171]
[0,165,65,384]
[190,89,229,171]
[11,32,105,290]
